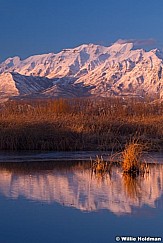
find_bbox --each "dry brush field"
[0,97,163,151]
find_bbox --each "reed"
[122,142,143,175]
[91,156,108,172]
[91,156,110,181]
[121,140,149,175]
[0,97,162,151]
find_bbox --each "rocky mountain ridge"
[0,41,163,100]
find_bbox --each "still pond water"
[0,152,163,243]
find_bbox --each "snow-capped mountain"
[0,41,163,100]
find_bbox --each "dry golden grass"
[122,142,144,175]
[91,156,108,172]
[0,97,162,151]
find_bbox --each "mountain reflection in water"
[0,161,162,215]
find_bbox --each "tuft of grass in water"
[91,156,109,176]
[121,141,148,176]
[91,139,150,178]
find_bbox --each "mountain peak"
[109,41,134,53]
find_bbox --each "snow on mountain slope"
[0,41,163,99]
[41,78,93,98]
[0,44,112,78]
[11,72,53,95]
[0,73,19,96]
[0,72,53,98]
[0,56,21,73]
[76,48,163,97]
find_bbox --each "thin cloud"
[116,38,157,47]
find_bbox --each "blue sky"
[1,0,163,61]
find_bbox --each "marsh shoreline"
[0,150,162,163]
